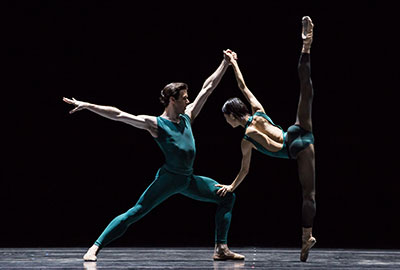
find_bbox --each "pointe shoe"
[301,16,314,53]
[213,245,245,261]
[83,246,99,262]
[300,228,316,262]
[300,236,316,262]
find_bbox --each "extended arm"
[225,51,264,114]
[216,139,253,196]
[63,97,158,137]
[185,52,230,121]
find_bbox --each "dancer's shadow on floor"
[83,261,97,270]
[213,260,246,269]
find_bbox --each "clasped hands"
[223,49,238,65]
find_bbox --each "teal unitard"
[244,111,314,159]
[94,114,235,248]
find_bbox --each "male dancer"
[63,51,244,261]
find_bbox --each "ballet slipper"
[83,245,99,262]
[213,244,245,261]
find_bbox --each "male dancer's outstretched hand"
[63,97,88,114]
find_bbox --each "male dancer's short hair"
[160,82,188,107]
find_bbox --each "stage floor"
[1,247,400,269]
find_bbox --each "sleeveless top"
[154,114,196,175]
[244,111,290,159]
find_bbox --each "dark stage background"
[3,1,398,249]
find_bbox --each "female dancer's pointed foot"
[300,228,316,262]
[83,245,99,261]
[302,16,314,40]
[301,16,314,53]
[213,244,245,261]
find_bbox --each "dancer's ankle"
[302,227,313,241]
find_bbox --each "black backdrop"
[3,1,398,249]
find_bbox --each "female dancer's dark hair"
[222,97,249,119]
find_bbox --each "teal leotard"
[94,114,235,248]
[244,112,314,159]
[154,113,196,175]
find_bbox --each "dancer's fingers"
[221,189,227,197]
[70,106,80,114]
[63,97,73,104]
[216,186,226,196]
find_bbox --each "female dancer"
[63,51,244,261]
[216,17,316,262]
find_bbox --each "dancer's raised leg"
[296,16,317,262]
[296,16,314,132]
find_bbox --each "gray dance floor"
[1,247,400,269]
